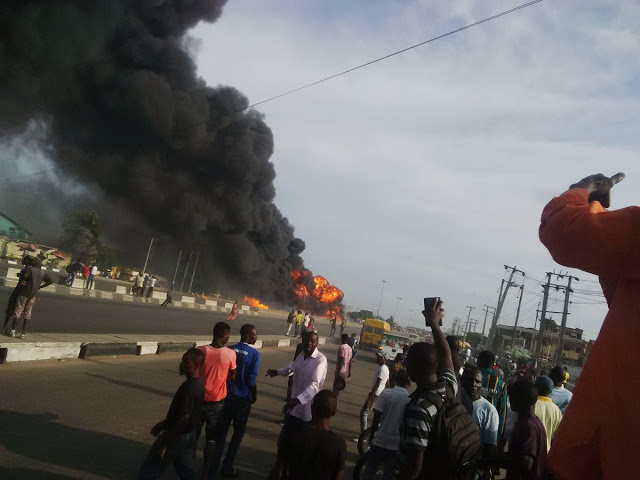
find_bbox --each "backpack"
[413,383,481,480]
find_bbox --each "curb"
[0,334,343,364]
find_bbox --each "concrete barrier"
[205,300,217,306]
[137,342,158,355]
[79,342,137,358]
[181,296,195,304]
[115,286,128,294]
[1,342,82,362]
[157,342,194,354]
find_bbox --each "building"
[495,324,588,366]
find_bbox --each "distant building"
[495,324,588,366]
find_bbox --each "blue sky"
[191,0,640,339]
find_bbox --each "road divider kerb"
[0,335,342,364]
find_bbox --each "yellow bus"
[359,319,391,350]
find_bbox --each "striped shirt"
[401,369,458,451]
[479,367,508,439]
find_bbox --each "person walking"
[5,257,53,338]
[138,348,205,480]
[332,333,352,407]
[360,351,389,432]
[348,333,358,361]
[197,322,237,480]
[548,366,573,415]
[534,376,562,452]
[161,285,173,307]
[266,331,328,448]
[285,309,295,336]
[210,324,260,479]
[329,316,337,337]
[226,301,238,322]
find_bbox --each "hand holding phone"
[423,297,444,327]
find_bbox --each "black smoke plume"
[0,0,313,305]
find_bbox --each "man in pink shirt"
[332,333,352,406]
[197,322,237,479]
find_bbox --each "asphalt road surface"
[0,287,358,338]
[0,346,381,479]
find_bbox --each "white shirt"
[149,277,156,287]
[472,396,499,446]
[90,266,97,275]
[277,348,327,421]
[372,386,410,451]
[303,314,311,327]
[371,364,390,396]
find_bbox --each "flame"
[291,270,344,319]
[242,295,270,310]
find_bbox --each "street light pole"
[393,296,402,320]
[376,280,386,318]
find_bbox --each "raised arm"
[424,298,453,372]
[540,180,640,280]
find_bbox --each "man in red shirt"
[197,322,237,479]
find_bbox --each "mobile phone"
[423,297,443,326]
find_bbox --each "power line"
[178,0,544,131]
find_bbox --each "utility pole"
[462,306,475,343]
[376,280,386,318]
[171,250,182,286]
[470,319,478,333]
[534,273,552,365]
[141,237,155,276]
[187,251,200,295]
[180,250,193,292]
[481,305,496,338]
[487,265,525,349]
[553,274,578,365]
[511,284,524,348]
[451,317,458,336]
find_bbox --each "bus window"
[374,328,384,335]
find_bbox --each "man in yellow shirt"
[534,376,562,452]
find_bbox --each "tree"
[59,211,116,266]
[541,318,559,333]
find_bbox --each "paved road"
[0,288,359,339]
[0,346,380,479]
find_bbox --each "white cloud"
[192,0,639,339]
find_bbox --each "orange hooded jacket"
[539,188,640,479]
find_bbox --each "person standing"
[388,353,405,388]
[329,317,337,337]
[146,276,156,298]
[266,332,328,447]
[269,390,346,480]
[294,310,303,337]
[364,369,411,480]
[86,263,97,290]
[477,350,508,448]
[210,324,260,479]
[161,284,173,307]
[138,348,205,480]
[360,351,389,432]
[286,309,295,336]
[197,322,237,480]
[548,366,573,415]
[534,376,562,452]
[347,333,358,361]
[538,172,638,479]
[481,381,547,480]
[226,301,238,322]
[6,257,53,338]
[461,366,499,465]
[302,312,311,335]
[332,333,352,406]
[134,272,144,296]
[82,263,90,288]
[339,318,346,337]
[2,256,32,335]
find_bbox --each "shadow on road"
[0,466,76,480]
[0,410,148,478]
[85,373,174,399]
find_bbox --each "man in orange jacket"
[539,172,638,480]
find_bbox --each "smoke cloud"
[0,0,319,306]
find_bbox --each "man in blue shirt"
[477,350,508,449]
[210,324,260,479]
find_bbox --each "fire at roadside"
[291,270,344,320]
